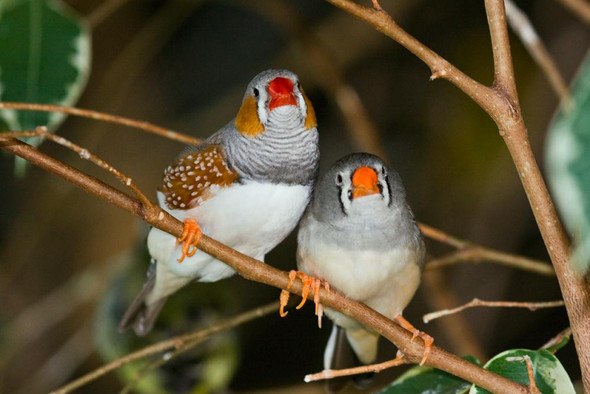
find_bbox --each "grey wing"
[119,259,168,336]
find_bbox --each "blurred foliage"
[546,49,590,273]
[0,0,90,173]
[95,245,240,393]
[470,349,575,394]
[376,355,480,394]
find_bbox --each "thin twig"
[553,0,590,26]
[16,325,94,394]
[3,128,154,210]
[421,224,554,276]
[423,298,565,324]
[541,327,572,351]
[119,335,204,393]
[523,355,541,394]
[0,263,105,368]
[504,0,572,108]
[87,0,133,27]
[0,102,200,145]
[50,301,279,394]
[0,138,528,394]
[425,247,555,276]
[418,223,467,249]
[304,352,407,382]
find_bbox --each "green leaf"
[546,49,590,272]
[376,355,480,394]
[0,0,91,174]
[469,349,575,394]
[0,0,91,131]
[543,333,570,355]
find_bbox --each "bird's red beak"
[268,77,297,110]
[351,166,380,199]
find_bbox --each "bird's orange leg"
[177,218,201,263]
[278,270,330,327]
[279,271,298,317]
[371,0,383,10]
[394,315,433,365]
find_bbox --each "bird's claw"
[177,218,201,263]
[394,315,433,365]
[279,270,330,327]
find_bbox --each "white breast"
[149,182,311,283]
[297,222,421,320]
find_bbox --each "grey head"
[218,69,319,186]
[308,153,424,256]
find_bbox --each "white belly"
[297,227,421,321]
[148,181,311,284]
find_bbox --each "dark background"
[1,0,588,392]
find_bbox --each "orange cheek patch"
[302,89,317,130]
[235,95,264,137]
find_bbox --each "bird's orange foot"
[394,315,433,365]
[177,218,201,263]
[371,0,383,10]
[279,270,330,327]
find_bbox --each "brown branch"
[424,247,555,276]
[421,223,554,276]
[487,0,519,101]
[553,0,590,26]
[3,128,154,209]
[504,0,572,108]
[87,0,132,27]
[304,352,407,382]
[322,0,504,116]
[541,327,572,351]
[0,137,528,393]
[50,301,279,394]
[423,298,565,324]
[523,355,541,394]
[323,0,590,389]
[0,102,200,145]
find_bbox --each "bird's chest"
[162,182,311,255]
[300,245,416,298]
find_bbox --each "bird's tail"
[119,261,167,336]
[323,324,376,393]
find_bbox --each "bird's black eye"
[296,81,301,91]
[347,190,353,201]
[380,166,386,175]
[336,174,343,185]
[253,88,259,97]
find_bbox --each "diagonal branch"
[50,301,280,394]
[423,298,565,324]
[504,0,572,107]
[0,102,200,145]
[0,137,528,393]
[553,0,590,26]
[486,0,519,101]
[322,0,590,389]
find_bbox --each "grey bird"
[120,69,319,336]
[292,153,430,391]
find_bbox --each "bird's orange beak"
[351,166,380,199]
[268,77,297,110]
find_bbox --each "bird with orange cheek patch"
[120,69,319,336]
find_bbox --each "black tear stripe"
[338,187,348,216]
[386,175,393,207]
